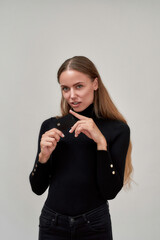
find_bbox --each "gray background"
[0,0,160,239]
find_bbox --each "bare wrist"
[97,137,107,150]
[97,144,107,150]
[38,152,49,164]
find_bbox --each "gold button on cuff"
[32,172,34,176]
[34,169,36,172]
[112,171,115,175]
[110,164,113,168]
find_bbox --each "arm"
[96,123,130,200]
[29,120,52,195]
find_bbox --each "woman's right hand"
[38,128,65,163]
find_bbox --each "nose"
[70,88,76,99]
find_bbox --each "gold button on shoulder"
[35,164,38,167]
[34,169,36,172]
[112,171,115,175]
[110,164,113,168]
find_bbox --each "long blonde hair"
[57,56,133,189]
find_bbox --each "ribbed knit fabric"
[29,103,130,216]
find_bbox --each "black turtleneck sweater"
[29,103,130,216]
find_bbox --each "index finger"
[47,128,65,137]
[69,109,88,120]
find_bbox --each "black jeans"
[38,202,113,240]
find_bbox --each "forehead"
[59,70,91,86]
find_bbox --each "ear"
[93,77,98,90]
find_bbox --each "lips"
[70,102,81,104]
[70,102,81,107]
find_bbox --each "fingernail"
[62,134,65,137]
[69,129,72,133]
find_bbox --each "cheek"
[62,92,68,100]
[82,87,94,98]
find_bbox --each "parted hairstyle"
[57,56,133,189]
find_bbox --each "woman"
[29,56,133,240]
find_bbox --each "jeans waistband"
[41,202,109,227]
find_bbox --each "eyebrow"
[60,82,84,87]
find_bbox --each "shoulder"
[108,119,130,138]
[108,120,130,144]
[40,116,58,131]
[97,117,130,132]
[96,117,130,141]
[110,119,130,133]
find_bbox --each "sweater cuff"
[30,160,49,177]
[96,150,116,175]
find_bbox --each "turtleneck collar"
[71,103,95,118]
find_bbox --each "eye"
[62,87,69,92]
[61,84,83,92]
[76,84,83,89]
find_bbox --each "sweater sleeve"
[29,120,52,195]
[96,123,130,200]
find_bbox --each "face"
[59,70,98,112]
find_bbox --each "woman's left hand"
[69,109,107,150]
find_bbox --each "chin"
[72,105,84,112]
[73,103,89,112]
